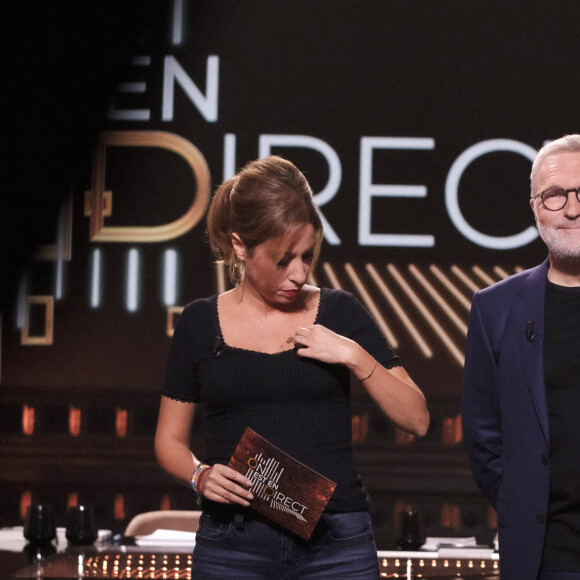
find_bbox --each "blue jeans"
[192,510,380,579]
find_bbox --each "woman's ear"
[231,233,246,261]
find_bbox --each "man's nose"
[564,191,580,216]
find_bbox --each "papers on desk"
[0,526,28,552]
[134,529,196,549]
[421,536,477,551]
[421,536,495,559]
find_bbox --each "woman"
[155,155,429,579]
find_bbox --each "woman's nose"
[289,261,308,283]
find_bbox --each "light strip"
[344,263,398,348]
[131,56,151,66]
[429,265,472,311]
[16,274,28,328]
[493,266,511,280]
[388,264,464,366]
[163,249,178,306]
[322,262,342,289]
[216,260,227,294]
[172,0,184,45]
[451,265,480,293]
[117,82,147,93]
[126,249,141,312]
[408,265,467,335]
[223,134,236,180]
[472,265,495,287]
[54,197,70,300]
[366,264,431,357]
[54,257,64,301]
[90,249,102,309]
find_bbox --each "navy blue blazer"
[462,259,550,580]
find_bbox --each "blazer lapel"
[515,259,549,444]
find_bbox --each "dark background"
[1,0,579,546]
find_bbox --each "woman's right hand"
[199,464,254,506]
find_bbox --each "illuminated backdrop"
[3,1,578,397]
[1,0,579,539]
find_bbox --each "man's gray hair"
[530,134,580,194]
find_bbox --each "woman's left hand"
[294,324,355,365]
[295,325,430,437]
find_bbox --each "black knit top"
[162,288,401,513]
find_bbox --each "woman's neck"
[233,283,313,315]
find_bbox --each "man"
[462,134,580,580]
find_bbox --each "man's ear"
[530,199,539,227]
[231,232,246,261]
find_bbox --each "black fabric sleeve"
[161,297,216,403]
[321,289,401,369]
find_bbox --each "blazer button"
[541,455,549,465]
[536,514,545,525]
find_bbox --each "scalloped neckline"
[215,288,324,356]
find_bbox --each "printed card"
[228,427,337,540]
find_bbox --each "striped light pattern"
[344,263,397,347]
[162,249,179,307]
[126,249,141,313]
[90,249,103,309]
[311,262,522,368]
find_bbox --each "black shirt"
[162,288,401,513]
[542,280,580,570]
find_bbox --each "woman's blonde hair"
[206,156,323,284]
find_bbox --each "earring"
[233,262,240,287]
[233,261,245,287]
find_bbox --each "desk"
[377,550,499,578]
[4,550,501,579]
[1,528,499,579]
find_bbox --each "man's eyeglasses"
[531,187,580,211]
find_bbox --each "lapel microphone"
[525,321,535,342]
